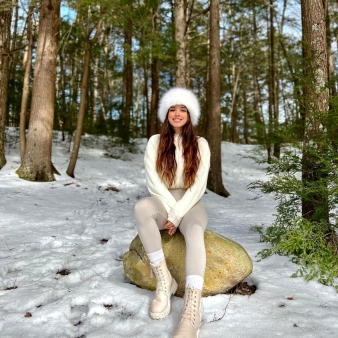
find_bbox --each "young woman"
[134,87,210,337]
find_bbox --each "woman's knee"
[180,223,205,240]
[134,197,167,223]
[135,198,148,214]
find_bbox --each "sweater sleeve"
[144,135,177,214]
[167,137,210,227]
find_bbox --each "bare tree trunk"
[175,0,187,87]
[121,23,132,143]
[19,5,34,161]
[229,4,238,144]
[0,0,12,169]
[18,0,60,181]
[58,48,67,140]
[251,7,266,145]
[230,67,240,144]
[301,0,329,225]
[67,15,102,178]
[143,56,149,138]
[8,0,18,126]
[92,50,99,124]
[267,1,277,162]
[206,0,229,197]
[69,52,80,138]
[269,0,280,159]
[243,83,249,144]
[134,67,141,138]
[101,27,110,123]
[325,1,338,149]
[150,2,159,137]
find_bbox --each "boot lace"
[181,286,198,326]
[152,264,167,294]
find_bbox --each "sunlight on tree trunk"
[175,0,187,87]
[206,0,230,198]
[19,5,34,161]
[301,0,329,226]
[18,0,60,181]
[67,9,102,178]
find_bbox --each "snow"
[0,133,337,338]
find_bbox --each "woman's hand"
[164,221,177,236]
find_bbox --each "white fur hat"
[158,87,200,126]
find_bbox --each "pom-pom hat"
[158,87,200,126]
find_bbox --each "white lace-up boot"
[173,285,203,338]
[150,259,178,320]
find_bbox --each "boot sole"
[150,278,178,320]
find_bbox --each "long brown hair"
[156,112,200,188]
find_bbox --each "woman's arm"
[144,135,177,214]
[167,137,211,227]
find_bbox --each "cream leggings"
[134,189,207,277]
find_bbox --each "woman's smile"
[168,105,188,133]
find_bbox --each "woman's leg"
[134,197,177,319]
[173,199,207,338]
[134,196,167,254]
[179,199,208,282]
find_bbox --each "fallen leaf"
[105,186,119,192]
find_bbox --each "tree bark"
[301,0,329,224]
[252,6,265,145]
[66,14,102,178]
[18,0,60,181]
[19,5,34,161]
[58,46,67,140]
[325,1,338,149]
[149,2,159,138]
[229,3,238,144]
[267,1,278,161]
[0,0,12,169]
[243,83,249,144]
[8,0,18,125]
[174,0,187,87]
[206,0,230,197]
[269,0,280,159]
[120,22,132,143]
[230,62,240,144]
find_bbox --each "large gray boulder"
[123,229,253,297]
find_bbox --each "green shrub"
[248,148,338,291]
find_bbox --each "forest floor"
[0,132,337,338]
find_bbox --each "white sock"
[185,275,204,291]
[147,248,165,266]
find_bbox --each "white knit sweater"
[144,134,210,227]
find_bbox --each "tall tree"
[66,6,102,178]
[19,4,34,161]
[301,0,329,225]
[268,0,280,160]
[228,3,239,144]
[252,5,265,144]
[325,0,338,149]
[0,0,12,169]
[174,0,187,87]
[206,0,230,197]
[149,0,160,137]
[18,0,61,181]
[122,18,133,143]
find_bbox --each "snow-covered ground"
[0,134,337,338]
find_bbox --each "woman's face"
[167,105,189,134]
